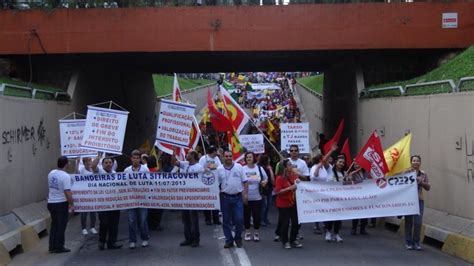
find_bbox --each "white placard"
[239,134,265,154]
[81,106,129,155]
[442,12,458,29]
[71,172,220,211]
[59,119,97,158]
[156,99,196,148]
[280,123,310,153]
[250,83,281,90]
[296,172,420,223]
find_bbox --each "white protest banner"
[239,134,265,154]
[156,99,196,148]
[59,119,97,158]
[71,172,220,211]
[250,83,281,90]
[296,172,420,223]
[280,123,310,153]
[81,106,129,155]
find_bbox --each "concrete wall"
[359,92,474,219]
[294,83,323,153]
[0,96,73,215]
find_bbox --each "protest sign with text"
[239,134,265,154]
[81,106,129,155]
[156,99,196,148]
[71,172,220,212]
[59,119,97,158]
[280,123,310,153]
[296,171,419,223]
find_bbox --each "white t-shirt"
[98,168,116,174]
[289,158,310,177]
[217,163,248,195]
[178,161,204,174]
[199,155,222,172]
[78,165,94,175]
[124,164,150,173]
[242,165,268,201]
[48,169,72,203]
[310,164,332,182]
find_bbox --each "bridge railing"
[0,82,70,101]
[295,80,323,99]
[156,82,216,100]
[362,76,474,98]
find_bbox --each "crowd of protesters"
[47,72,428,253]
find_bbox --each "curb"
[385,217,474,263]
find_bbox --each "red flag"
[323,118,344,155]
[354,131,389,179]
[341,138,352,166]
[207,89,233,132]
[220,86,250,134]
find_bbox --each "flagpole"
[247,118,283,159]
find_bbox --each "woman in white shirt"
[324,155,346,243]
[242,152,268,242]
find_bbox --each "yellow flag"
[384,133,412,176]
[267,119,277,143]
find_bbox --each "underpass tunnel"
[69,67,157,168]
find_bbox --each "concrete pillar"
[322,60,360,154]
[70,68,157,169]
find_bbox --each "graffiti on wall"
[466,134,473,183]
[1,118,50,159]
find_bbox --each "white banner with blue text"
[296,172,420,223]
[71,172,220,212]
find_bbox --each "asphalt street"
[10,209,470,266]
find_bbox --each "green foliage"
[152,74,214,97]
[367,46,474,97]
[296,74,324,94]
[0,76,63,100]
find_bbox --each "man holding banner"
[91,153,123,250]
[124,150,150,249]
[175,151,204,248]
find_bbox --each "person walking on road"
[124,150,150,249]
[404,155,430,251]
[47,156,74,253]
[275,159,302,249]
[217,150,249,248]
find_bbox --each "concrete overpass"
[2,2,473,151]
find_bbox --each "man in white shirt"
[199,145,222,225]
[124,150,150,249]
[47,156,73,253]
[217,150,249,248]
[175,150,204,248]
[91,153,122,250]
[288,144,310,181]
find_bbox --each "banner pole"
[247,118,282,159]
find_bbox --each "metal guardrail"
[458,77,474,92]
[295,80,323,99]
[156,82,217,100]
[364,76,474,97]
[404,79,456,94]
[0,82,70,101]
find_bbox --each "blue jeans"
[261,191,272,224]
[221,193,244,244]
[128,208,149,243]
[405,200,424,245]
